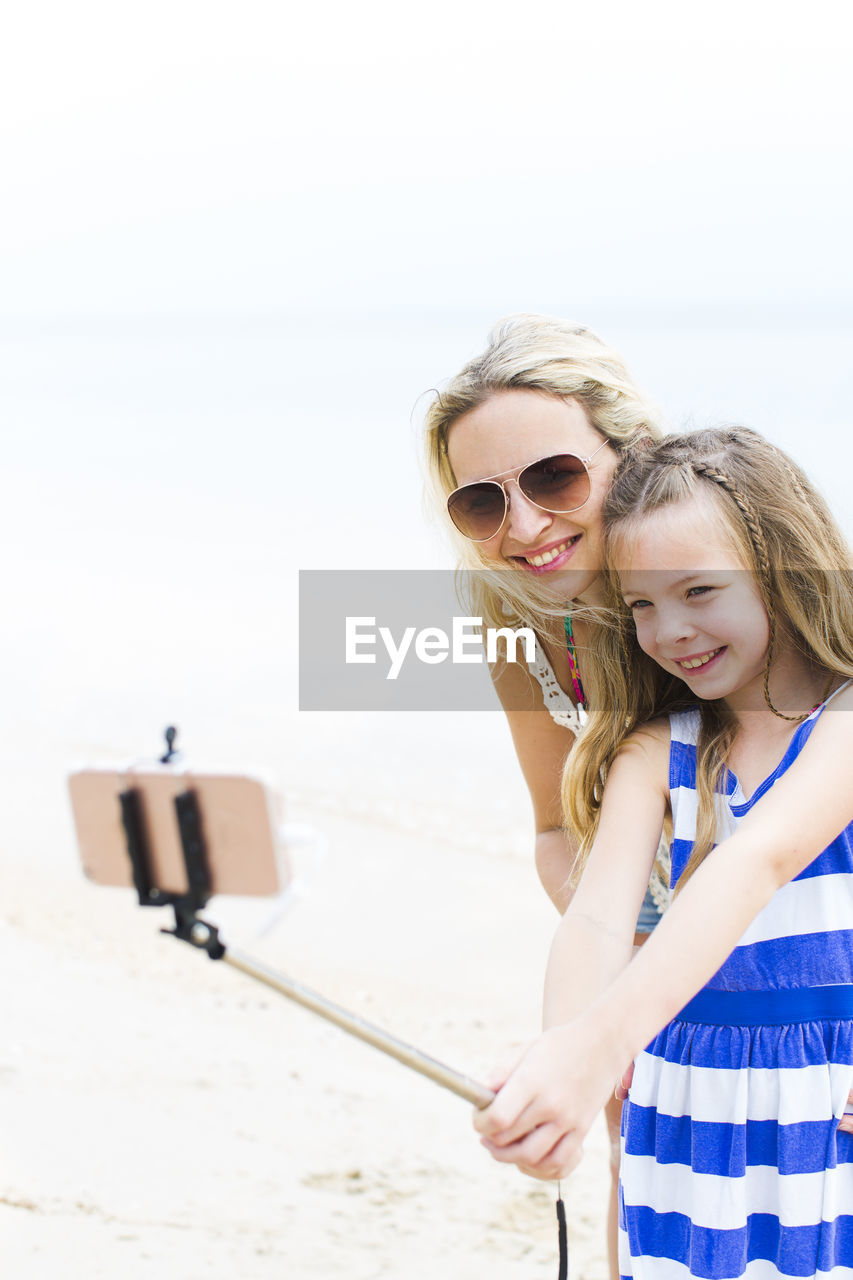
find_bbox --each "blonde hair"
[564,426,853,890]
[422,314,663,636]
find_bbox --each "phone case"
[68,766,288,898]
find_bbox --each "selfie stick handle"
[221,947,496,1110]
[124,745,495,1111]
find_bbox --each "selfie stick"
[119,767,495,1111]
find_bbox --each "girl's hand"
[472,1021,625,1181]
[481,1041,534,1095]
[839,1089,853,1135]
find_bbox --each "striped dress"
[619,701,853,1279]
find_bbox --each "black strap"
[556,1189,568,1280]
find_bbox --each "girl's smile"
[615,497,773,712]
[674,647,725,672]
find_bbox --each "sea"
[3,306,851,877]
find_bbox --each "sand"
[1,775,611,1279]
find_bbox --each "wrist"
[542,1003,633,1098]
[581,994,639,1079]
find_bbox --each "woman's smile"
[446,389,617,599]
[512,533,583,572]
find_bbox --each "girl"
[474,427,853,1278]
[423,314,669,1276]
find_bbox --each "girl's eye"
[686,585,712,599]
[626,599,651,611]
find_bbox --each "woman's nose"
[502,480,552,543]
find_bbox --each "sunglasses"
[446,440,610,542]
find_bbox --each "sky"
[0,0,851,873]
[2,0,851,320]
[2,0,851,758]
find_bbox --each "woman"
[422,313,668,1275]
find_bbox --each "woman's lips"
[512,535,581,573]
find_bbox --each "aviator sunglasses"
[446,440,610,542]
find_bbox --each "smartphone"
[68,765,289,898]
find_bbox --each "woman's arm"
[491,654,579,912]
[475,693,853,1178]
[542,726,669,1025]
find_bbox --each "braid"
[689,460,771,581]
[689,460,806,723]
[597,424,853,894]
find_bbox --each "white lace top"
[529,642,671,913]
[529,644,587,735]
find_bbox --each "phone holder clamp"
[118,782,224,959]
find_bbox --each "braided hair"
[563,426,853,890]
[688,457,802,724]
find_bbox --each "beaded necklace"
[563,614,587,710]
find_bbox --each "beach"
[3,0,852,1266]
[1,738,611,1279]
[4,313,850,1276]
[0,314,618,1274]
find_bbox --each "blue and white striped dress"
[619,701,853,1279]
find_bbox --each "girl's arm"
[475,690,853,1179]
[491,655,579,913]
[474,722,669,1175]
